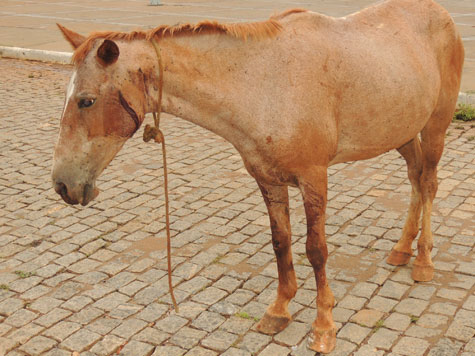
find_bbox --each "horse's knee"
[272,233,291,255]
[306,241,328,270]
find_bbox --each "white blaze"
[62,71,77,117]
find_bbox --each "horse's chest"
[241,153,298,187]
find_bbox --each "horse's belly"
[330,101,435,165]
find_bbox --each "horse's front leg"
[300,166,336,354]
[255,182,297,335]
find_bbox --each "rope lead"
[143,39,179,313]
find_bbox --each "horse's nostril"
[54,182,68,197]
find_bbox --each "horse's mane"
[72,8,307,65]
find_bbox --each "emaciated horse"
[51,0,464,352]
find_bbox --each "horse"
[51,0,464,352]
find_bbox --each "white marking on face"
[62,71,77,117]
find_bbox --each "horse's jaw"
[52,134,126,206]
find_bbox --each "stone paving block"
[274,321,311,346]
[169,326,207,349]
[350,309,385,328]
[191,286,228,305]
[429,302,458,316]
[18,335,57,356]
[237,331,271,354]
[368,327,400,350]
[394,298,429,317]
[405,324,441,338]
[86,317,121,335]
[67,306,104,324]
[393,336,429,356]
[50,281,83,300]
[466,338,475,352]
[0,298,24,316]
[43,321,81,342]
[221,348,252,356]
[152,345,186,356]
[378,280,410,300]
[408,285,436,300]
[456,262,475,276]
[0,323,12,337]
[225,289,256,306]
[35,307,72,327]
[201,330,238,352]
[427,338,463,356]
[92,292,130,311]
[350,282,378,299]
[135,302,169,323]
[353,345,385,356]
[221,315,255,335]
[111,318,148,339]
[4,308,38,327]
[61,328,102,352]
[445,321,475,342]
[366,296,397,313]
[464,295,475,311]
[8,276,42,293]
[60,295,93,312]
[210,301,239,316]
[176,276,210,294]
[417,313,448,329]
[5,322,44,347]
[258,343,290,356]
[337,322,372,344]
[191,311,226,332]
[455,309,475,328]
[90,334,125,356]
[176,301,208,320]
[109,303,143,319]
[42,348,71,356]
[118,340,154,356]
[20,285,51,300]
[383,312,411,331]
[133,327,169,345]
[239,301,267,320]
[155,314,188,334]
[337,295,367,311]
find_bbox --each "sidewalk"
[0,0,474,91]
[0,57,474,356]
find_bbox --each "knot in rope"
[143,123,163,143]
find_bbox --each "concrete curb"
[1,45,474,105]
[458,92,475,106]
[0,46,72,65]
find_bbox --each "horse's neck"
[149,35,253,143]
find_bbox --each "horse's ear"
[57,24,86,49]
[96,40,120,66]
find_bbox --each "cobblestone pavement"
[0,58,474,356]
[0,0,474,92]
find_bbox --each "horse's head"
[52,25,156,205]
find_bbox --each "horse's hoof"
[307,328,336,354]
[412,263,434,282]
[256,311,291,335]
[387,249,412,266]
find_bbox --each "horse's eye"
[78,98,96,109]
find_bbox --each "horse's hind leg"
[387,138,423,266]
[255,182,297,334]
[413,99,456,281]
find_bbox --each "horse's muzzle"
[53,180,99,206]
